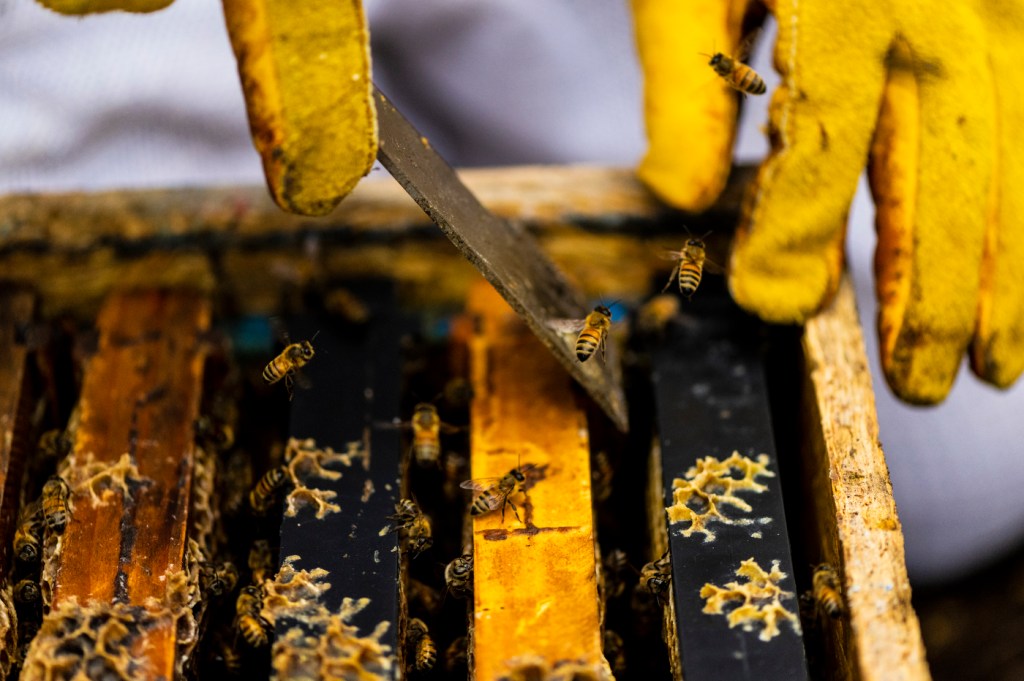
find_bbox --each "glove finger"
[222,0,378,216]
[35,0,173,12]
[631,0,752,211]
[970,10,1024,388]
[870,30,993,404]
[729,2,890,323]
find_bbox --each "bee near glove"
[633,0,1024,404]
[35,0,378,217]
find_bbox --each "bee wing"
[547,318,586,334]
[375,419,412,431]
[703,257,726,275]
[439,423,464,434]
[659,250,684,262]
[736,29,761,62]
[269,316,292,346]
[459,477,502,492]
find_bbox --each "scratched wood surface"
[800,277,931,681]
[42,291,210,679]
[467,282,608,680]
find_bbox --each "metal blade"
[373,87,628,432]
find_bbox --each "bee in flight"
[407,403,460,468]
[407,618,437,671]
[461,463,534,523]
[549,305,614,363]
[235,584,270,648]
[249,464,290,515]
[703,36,766,95]
[444,550,474,600]
[41,476,71,533]
[262,330,317,400]
[13,500,43,563]
[663,233,717,300]
[811,563,845,619]
[641,549,673,606]
[388,498,433,557]
[635,293,681,338]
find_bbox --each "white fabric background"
[2,0,1021,582]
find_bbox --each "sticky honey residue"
[283,438,366,519]
[63,451,148,507]
[21,597,160,680]
[499,654,612,681]
[665,451,775,542]
[263,556,394,680]
[700,558,800,642]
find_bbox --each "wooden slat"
[800,277,930,681]
[649,281,809,681]
[266,286,406,679]
[24,291,210,680]
[467,282,607,680]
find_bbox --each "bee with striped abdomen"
[461,464,533,523]
[409,403,460,468]
[812,563,844,619]
[388,499,433,557]
[444,550,474,600]
[13,500,43,563]
[550,306,613,363]
[641,549,672,606]
[262,333,316,399]
[663,234,715,300]
[704,36,766,95]
[41,476,71,533]
[249,465,290,515]
[235,585,270,648]
[407,618,437,672]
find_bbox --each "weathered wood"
[265,288,406,680]
[24,291,210,681]
[800,277,930,681]
[649,280,809,681]
[467,282,607,680]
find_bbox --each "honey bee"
[249,465,290,515]
[443,636,469,673]
[235,585,270,648]
[262,334,316,399]
[388,499,433,557]
[249,539,275,584]
[705,41,766,95]
[13,500,43,563]
[460,464,533,523]
[602,548,632,601]
[663,235,715,300]
[215,636,243,674]
[324,287,370,324]
[444,551,473,600]
[13,579,40,604]
[200,561,240,597]
[603,629,627,676]
[641,549,673,605]
[41,476,71,533]
[591,450,613,503]
[636,294,681,337]
[409,403,460,468]
[407,618,437,672]
[812,563,844,619]
[38,429,71,462]
[549,305,615,363]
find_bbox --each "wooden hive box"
[0,166,928,680]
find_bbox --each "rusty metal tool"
[373,87,628,432]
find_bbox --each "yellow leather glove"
[634,0,1024,404]
[35,0,377,218]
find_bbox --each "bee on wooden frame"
[13,579,40,605]
[641,549,673,605]
[13,500,43,563]
[811,563,845,619]
[407,618,437,671]
[249,464,290,515]
[444,550,474,600]
[388,498,433,557]
[549,304,615,363]
[461,462,535,523]
[235,584,270,648]
[41,476,71,533]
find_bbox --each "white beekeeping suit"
[2,0,1021,584]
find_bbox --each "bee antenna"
[310,330,321,342]
[700,230,713,240]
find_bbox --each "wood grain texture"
[0,290,34,571]
[467,282,608,680]
[49,291,210,678]
[801,276,930,681]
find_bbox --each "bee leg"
[600,334,607,363]
[285,374,294,401]
[507,499,522,523]
[662,265,679,293]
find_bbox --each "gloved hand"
[632,0,1024,404]
[35,0,377,217]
